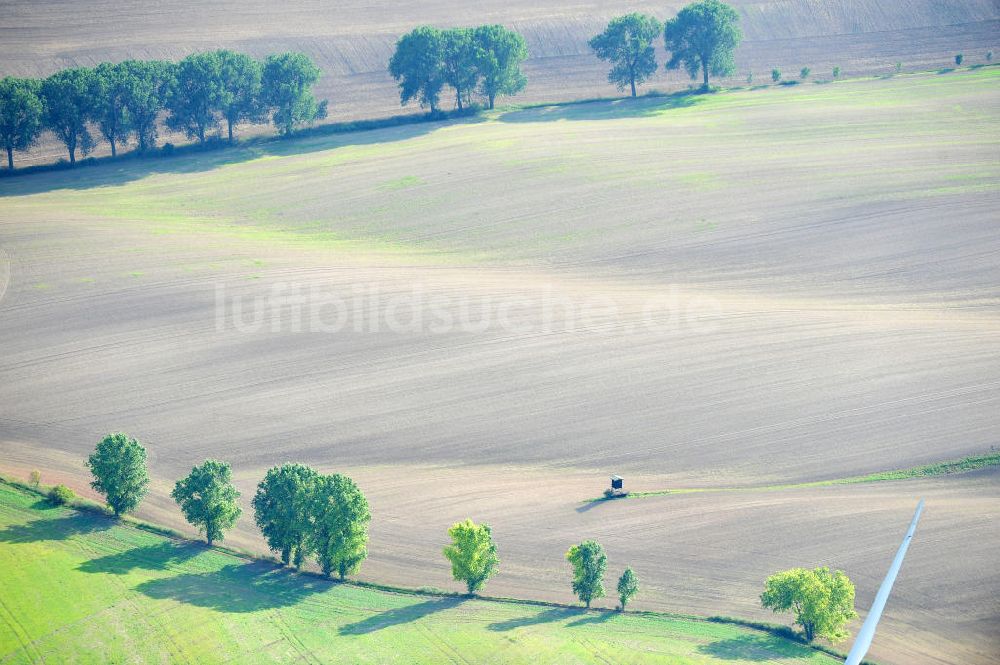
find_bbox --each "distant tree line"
[0,50,326,169]
[389,25,529,112]
[589,0,742,97]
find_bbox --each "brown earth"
[1,70,998,663]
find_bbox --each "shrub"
[955,54,963,66]
[603,488,615,499]
[832,66,840,78]
[48,484,75,505]
[771,68,781,83]
[29,470,41,488]
[799,67,810,79]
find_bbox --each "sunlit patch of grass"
[677,172,723,190]
[378,175,424,191]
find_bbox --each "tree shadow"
[488,607,579,631]
[696,634,813,661]
[78,541,203,575]
[567,610,616,627]
[0,512,111,544]
[135,562,326,612]
[499,91,701,124]
[0,114,486,198]
[338,596,467,635]
[575,499,614,514]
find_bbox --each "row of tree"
[86,433,369,580]
[80,432,641,604]
[78,431,855,638]
[0,50,326,169]
[389,24,529,112]
[589,0,742,97]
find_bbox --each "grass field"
[1,68,999,664]
[0,483,843,664]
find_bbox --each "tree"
[617,567,639,610]
[800,66,810,80]
[253,463,318,567]
[167,52,224,146]
[441,28,481,110]
[120,60,174,152]
[589,13,663,98]
[93,62,132,157]
[28,469,41,488]
[988,51,994,63]
[565,539,607,607]
[664,0,742,90]
[443,519,500,594]
[760,567,857,643]
[86,433,150,518]
[216,50,263,141]
[262,52,327,136]
[308,473,371,580]
[832,66,840,79]
[0,77,43,170]
[389,26,446,112]
[41,67,97,164]
[955,54,963,66]
[171,459,242,546]
[49,484,75,505]
[474,25,528,109]
[772,68,782,83]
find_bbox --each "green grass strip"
[590,451,1000,502]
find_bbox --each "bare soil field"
[1,70,999,663]
[1,0,998,164]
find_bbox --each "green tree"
[389,26,446,112]
[308,473,371,580]
[41,67,97,164]
[832,66,840,78]
[955,53,963,66]
[617,567,639,610]
[474,25,528,109]
[167,52,224,145]
[29,469,41,488]
[49,484,75,505]
[253,463,318,567]
[664,0,742,89]
[86,433,150,518]
[772,68,782,83]
[93,62,132,157]
[443,519,500,594]
[589,13,663,97]
[171,459,242,546]
[262,52,327,136]
[0,77,43,170]
[441,28,481,110]
[120,60,174,152]
[760,567,857,643]
[565,539,607,607]
[216,50,263,141]
[800,66,810,80]
[987,51,993,63]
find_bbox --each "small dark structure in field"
[604,475,628,499]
